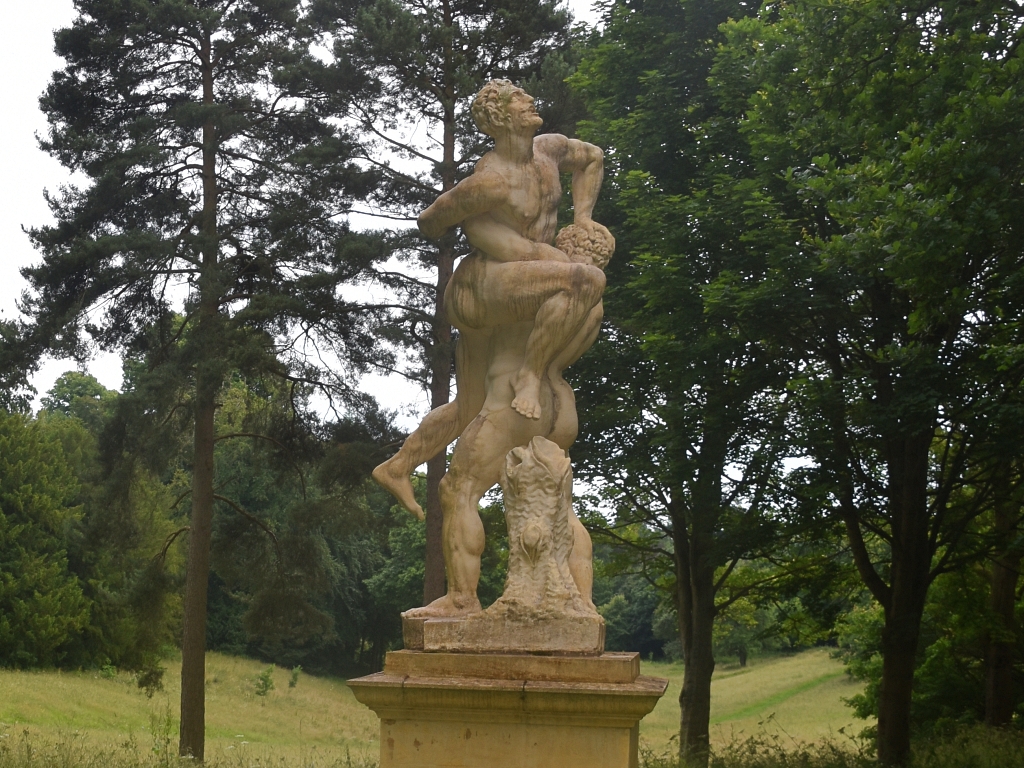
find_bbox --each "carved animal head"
[500,436,572,514]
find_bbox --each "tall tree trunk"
[876,435,932,767]
[985,484,1021,726]
[677,436,725,768]
[423,22,457,603]
[679,559,716,768]
[179,32,219,760]
[180,386,217,760]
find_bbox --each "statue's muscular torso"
[463,134,566,249]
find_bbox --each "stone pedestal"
[402,613,605,655]
[348,650,668,768]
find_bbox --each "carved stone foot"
[372,457,424,520]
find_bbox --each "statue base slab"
[347,650,668,768]
[402,613,605,654]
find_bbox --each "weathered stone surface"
[418,613,605,654]
[348,652,668,768]
[402,436,605,653]
[493,437,597,620]
[383,650,641,684]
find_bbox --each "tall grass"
[2,723,1022,768]
[640,726,1024,768]
[0,724,377,768]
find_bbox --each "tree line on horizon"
[1,1,1023,767]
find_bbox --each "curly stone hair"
[471,79,520,136]
[555,224,615,270]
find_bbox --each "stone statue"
[372,79,613,625]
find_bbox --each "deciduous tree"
[711,1,1024,762]
[571,2,796,765]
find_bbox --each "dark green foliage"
[597,573,665,659]
[194,380,408,676]
[0,319,35,415]
[362,498,509,644]
[24,4,392,750]
[0,413,88,667]
[26,0,380,374]
[574,0,1024,761]
[837,566,1024,731]
[0,374,184,682]
[363,516,427,628]
[40,375,182,676]
[571,1,797,761]
[706,2,1024,760]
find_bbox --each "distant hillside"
[640,649,870,754]
[0,653,378,764]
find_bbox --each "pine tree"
[316,0,577,601]
[0,413,89,668]
[25,0,381,758]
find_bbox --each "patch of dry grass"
[0,653,378,765]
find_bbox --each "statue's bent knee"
[568,263,606,302]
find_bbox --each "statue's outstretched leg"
[372,329,490,517]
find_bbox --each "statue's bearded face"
[472,81,542,137]
[504,89,543,134]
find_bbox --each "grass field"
[0,649,864,764]
[0,653,379,764]
[639,649,870,755]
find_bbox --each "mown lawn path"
[639,648,870,753]
[712,671,844,724]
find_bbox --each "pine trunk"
[985,494,1021,726]
[423,237,453,605]
[876,435,932,767]
[423,317,450,603]
[179,33,219,760]
[179,388,217,760]
[422,243,454,608]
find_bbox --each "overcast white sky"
[0,0,600,421]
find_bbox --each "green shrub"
[253,666,274,697]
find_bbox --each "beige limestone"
[382,650,641,683]
[402,436,604,653]
[372,79,614,622]
[416,612,605,654]
[348,651,667,768]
